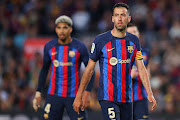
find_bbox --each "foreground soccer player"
[73,3,157,120]
[32,15,94,120]
[127,23,151,120]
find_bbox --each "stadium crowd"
[0,0,180,116]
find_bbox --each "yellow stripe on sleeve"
[135,51,143,60]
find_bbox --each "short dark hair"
[127,23,136,28]
[112,3,130,15]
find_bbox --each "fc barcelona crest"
[69,51,75,57]
[127,46,134,53]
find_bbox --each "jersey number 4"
[45,103,51,114]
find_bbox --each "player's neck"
[111,28,126,38]
[58,37,72,45]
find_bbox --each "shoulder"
[72,38,86,46]
[72,38,87,49]
[93,31,112,50]
[71,38,89,56]
[126,32,141,47]
[45,38,58,49]
[94,31,112,43]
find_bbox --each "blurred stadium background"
[0,0,180,120]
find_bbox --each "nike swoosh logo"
[78,116,84,120]
[51,52,57,55]
[107,47,115,51]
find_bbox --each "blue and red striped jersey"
[37,38,94,98]
[90,31,143,103]
[133,47,150,101]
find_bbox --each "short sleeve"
[89,37,101,62]
[80,43,89,66]
[135,37,143,60]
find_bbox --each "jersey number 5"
[108,107,115,119]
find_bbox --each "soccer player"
[127,23,151,120]
[73,3,156,120]
[32,15,94,120]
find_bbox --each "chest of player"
[101,40,137,66]
[48,46,80,67]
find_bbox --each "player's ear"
[112,16,115,23]
[55,26,57,34]
[128,16,131,23]
[70,27,73,33]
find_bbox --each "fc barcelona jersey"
[90,31,143,103]
[37,38,93,98]
[133,47,150,101]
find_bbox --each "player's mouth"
[59,34,65,37]
[118,22,123,25]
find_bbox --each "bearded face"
[112,7,131,32]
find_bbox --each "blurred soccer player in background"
[32,15,94,120]
[73,2,156,120]
[127,23,151,120]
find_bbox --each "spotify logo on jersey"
[53,60,59,67]
[109,57,118,66]
[109,57,130,66]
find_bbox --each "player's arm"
[73,58,96,113]
[33,44,51,112]
[135,59,156,111]
[81,44,95,109]
[82,72,95,109]
[134,37,156,110]
[146,63,151,79]
[81,44,95,92]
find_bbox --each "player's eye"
[121,13,126,17]
[56,26,61,29]
[114,14,119,17]
[63,26,68,29]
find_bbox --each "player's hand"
[33,91,41,112]
[73,95,82,114]
[147,94,157,111]
[131,68,138,78]
[82,91,90,110]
